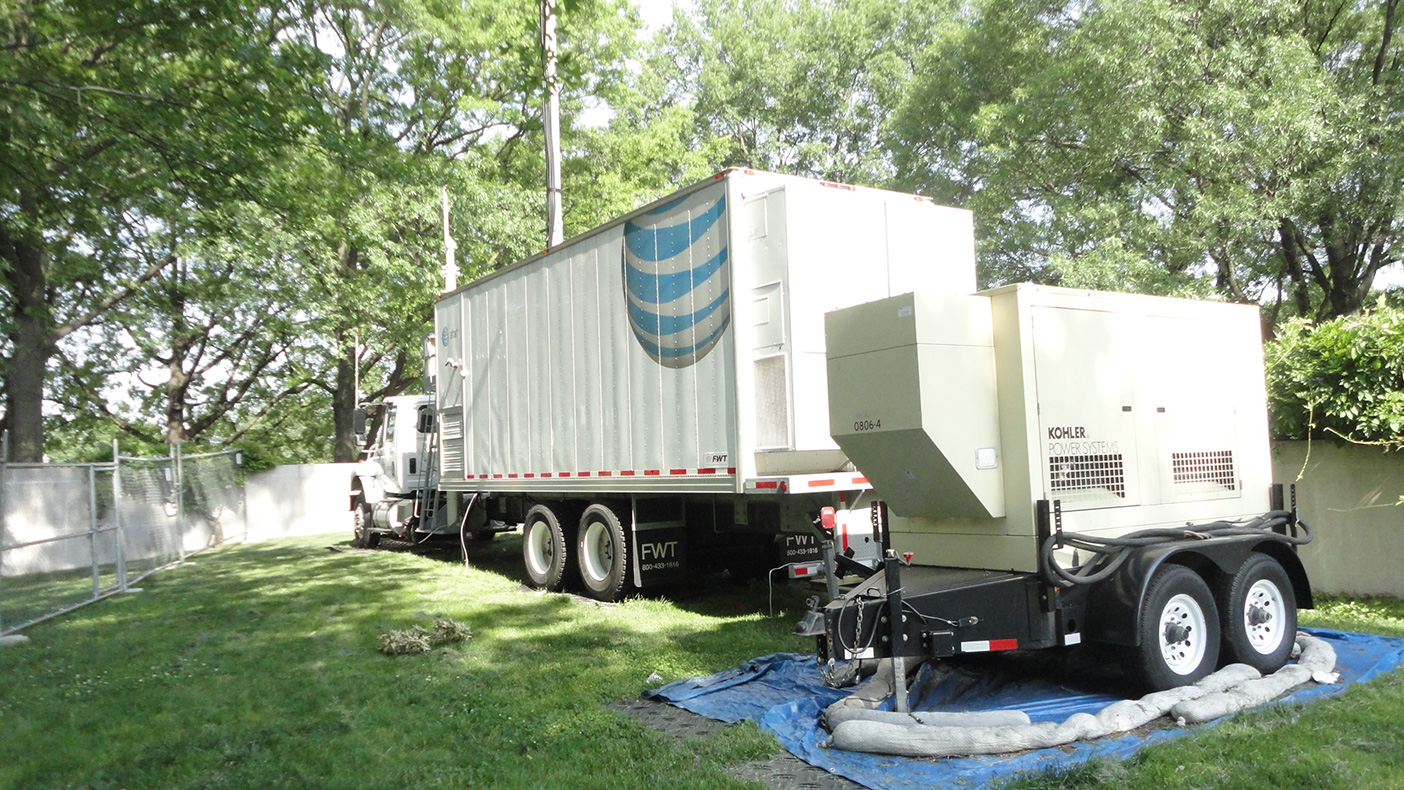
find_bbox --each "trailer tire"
[1216,553,1296,673]
[353,501,379,549]
[577,503,631,602]
[1123,564,1220,691]
[523,504,573,591]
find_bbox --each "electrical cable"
[1040,510,1312,587]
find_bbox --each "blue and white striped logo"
[623,193,730,368]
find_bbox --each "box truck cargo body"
[432,170,975,489]
[423,169,977,598]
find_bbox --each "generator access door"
[1031,306,1142,510]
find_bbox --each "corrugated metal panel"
[525,263,553,475]
[548,251,577,473]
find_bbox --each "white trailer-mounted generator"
[351,169,978,598]
[814,286,1313,691]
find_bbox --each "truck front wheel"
[577,503,632,602]
[1216,553,1296,673]
[523,504,573,591]
[1124,564,1220,692]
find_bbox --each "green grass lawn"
[1,534,1402,789]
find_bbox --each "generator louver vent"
[1172,450,1236,490]
[754,355,790,449]
[1049,454,1126,499]
[440,412,464,473]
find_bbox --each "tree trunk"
[332,340,360,462]
[331,241,361,463]
[0,225,54,463]
[165,265,191,445]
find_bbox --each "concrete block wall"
[1271,441,1404,598]
[244,463,353,543]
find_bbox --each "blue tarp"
[647,629,1404,790]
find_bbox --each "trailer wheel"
[577,503,631,602]
[523,504,573,591]
[1216,553,1296,673]
[352,501,379,549]
[1124,564,1220,691]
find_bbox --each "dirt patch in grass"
[610,697,863,790]
[608,697,729,740]
[727,754,864,790]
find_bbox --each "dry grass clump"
[378,618,472,655]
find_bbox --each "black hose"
[1040,510,1312,587]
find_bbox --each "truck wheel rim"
[1244,579,1286,654]
[1160,593,1207,675]
[581,521,612,583]
[527,520,553,575]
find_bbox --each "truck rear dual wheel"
[1125,564,1220,692]
[578,504,632,602]
[523,504,576,591]
[352,501,379,549]
[1217,553,1296,673]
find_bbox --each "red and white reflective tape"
[746,472,872,493]
[960,639,1019,653]
[464,468,737,481]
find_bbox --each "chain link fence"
[0,441,246,635]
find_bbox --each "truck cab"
[349,394,437,547]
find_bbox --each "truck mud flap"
[631,519,688,588]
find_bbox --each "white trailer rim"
[581,520,614,584]
[526,520,554,576]
[1244,578,1287,654]
[1160,593,1208,675]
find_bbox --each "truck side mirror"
[352,407,368,437]
[417,408,436,434]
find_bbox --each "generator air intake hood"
[825,292,1005,519]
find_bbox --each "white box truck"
[351,169,977,599]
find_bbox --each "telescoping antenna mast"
[541,0,564,249]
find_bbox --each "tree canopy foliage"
[2,0,1401,462]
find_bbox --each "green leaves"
[1266,298,1404,446]
[889,0,1403,308]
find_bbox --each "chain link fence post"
[113,439,127,592]
[172,443,186,565]
[1,431,9,633]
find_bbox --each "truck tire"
[353,501,379,549]
[1123,564,1220,691]
[577,503,632,602]
[1216,553,1296,673]
[523,504,573,591]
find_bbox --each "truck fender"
[350,462,386,507]
[1081,537,1312,647]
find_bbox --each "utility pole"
[542,0,564,249]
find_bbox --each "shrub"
[1265,299,1404,448]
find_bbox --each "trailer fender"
[1082,537,1310,647]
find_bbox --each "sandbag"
[826,707,1031,730]
[828,632,1337,758]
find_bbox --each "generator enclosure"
[825,285,1273,573]
[431,170,977,493]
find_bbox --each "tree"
[0,0,317,460]
[653,0,937,184]
[889,0,1403,313]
